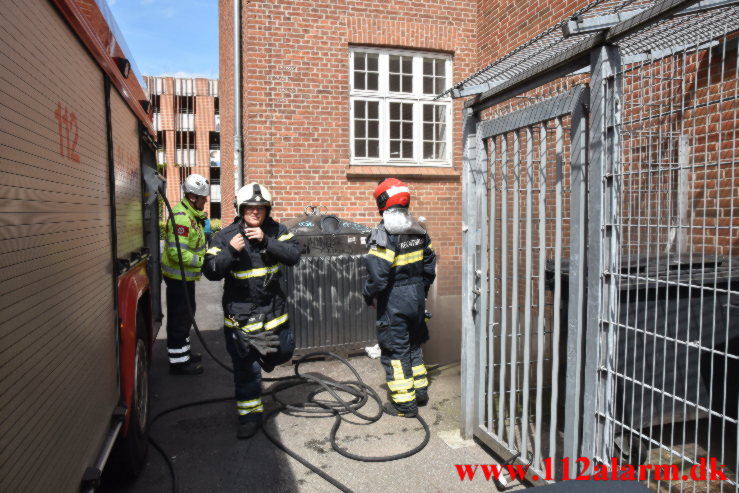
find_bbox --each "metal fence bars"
[459,0,739,491]
[469,86,589,482]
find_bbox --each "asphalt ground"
[100,279,519,493]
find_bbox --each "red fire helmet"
[374,178,411,212]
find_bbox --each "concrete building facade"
[144,76,222,219]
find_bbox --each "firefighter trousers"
[376,283,430,414]
[164,277,196,365]
[224,326,295,423]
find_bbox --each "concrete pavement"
[100,279,520,493]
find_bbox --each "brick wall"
[219,0,479,298]
[476,0,591,66]
[475,2,739,277]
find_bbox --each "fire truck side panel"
[0,0,118,491]
[110,87,144,260]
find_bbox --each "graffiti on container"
[297,221,314,228]
[342,221,370,232]
[303,235,339,253]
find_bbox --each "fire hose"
[149,193,433,493]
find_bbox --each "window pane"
[423,123,433,140]
[423,58,433,76]
[390,102,400,120]
[402,57,412,73]
[368,121,379,138]
[402,122,413,139]
[389,55,400,73]
[354,72,365,90]
[354,100,365,118]
[390,121,400,140]
[401,75,412,92]
[402,103,413,120]
[436,141,446,159]
[367,73,378,91]
[402,141,413,159]
[389,73,400,92]
[435,59,445,77]
[434,76,446,94]
[368,101,378,119]
[423,142,433,159]
[390,140,400,158]
[354,53,366,70]
[355,120,366,138]
[423,77,433,94]
[368,140,379,157]
[355,140,366,158]
[423,104,432,120]
[435,105,446,123]
[367,53,378,71]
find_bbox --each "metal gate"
[458,0,739,489]
[465,86,589,482]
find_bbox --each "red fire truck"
[1,0,162,490]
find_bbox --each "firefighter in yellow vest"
[162,173,210,375]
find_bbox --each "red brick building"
[144,76,222,219]
[218,0,487,362]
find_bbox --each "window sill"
[346,165,460,181]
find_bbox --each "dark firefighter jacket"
[203,218,301,332]
[362,220,436,308]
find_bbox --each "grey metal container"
[281,207,376,355]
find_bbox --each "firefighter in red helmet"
[363,178,437,417]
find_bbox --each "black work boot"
[237,421,261,439]
[169,359,204,375]
[416,393,429,407]
[189,352,203,363]
[383,401,417,418]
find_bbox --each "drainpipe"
[233,0,243,193]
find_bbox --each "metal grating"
[445,0,739,100]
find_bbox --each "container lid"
[283,205,370,236]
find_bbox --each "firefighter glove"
[235,329,280,357]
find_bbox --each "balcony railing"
[175,78,194,96]
[177,113,194,131]
[210,184,221,202]
[176,149,196,167]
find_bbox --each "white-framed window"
[350,47,452,167]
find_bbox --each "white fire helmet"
[235,182,273,212]
[182,173,210,197]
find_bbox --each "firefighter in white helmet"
[162,173,210,375]
[203,182,301,439]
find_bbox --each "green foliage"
[210,218,222,232]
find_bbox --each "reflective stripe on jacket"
[202,217,301,324]
[363,222,436,301]
[162,199,207,281]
